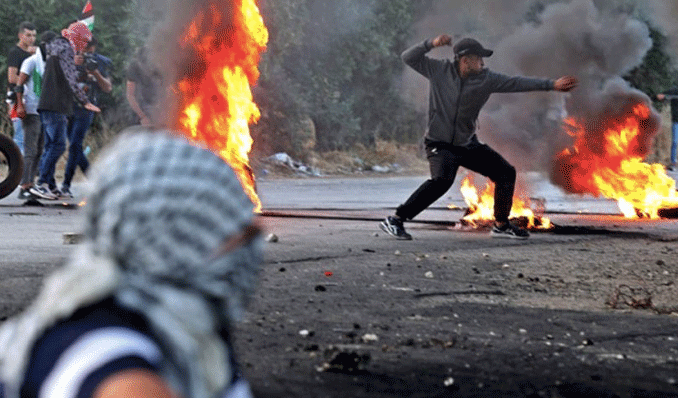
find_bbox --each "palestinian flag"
[79,0,94,31]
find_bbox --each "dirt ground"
[236,209,678,398]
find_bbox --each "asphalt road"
[1,173,678,397]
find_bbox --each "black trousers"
[396,141,516,223]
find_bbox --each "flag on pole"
[79,0,94,31]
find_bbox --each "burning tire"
[0,134,23,200]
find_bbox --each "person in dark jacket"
[381,35,578,240]
[656,88,678,170]
[61,37,113,198]
[32,21,100,199]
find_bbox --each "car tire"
[0,134,24,200]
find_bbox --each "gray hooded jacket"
[403,39,554,147]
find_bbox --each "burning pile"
[554,101,678,219]
[456,99,677,227]
[171,0,268,211]
[457,175,552,230]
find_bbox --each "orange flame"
[177,0,268,212]
[555,103,678,218]
[457,175,551,229]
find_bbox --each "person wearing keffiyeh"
[0,130,263,398]
[32,21,101,200]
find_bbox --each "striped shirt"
[1,298,252,398]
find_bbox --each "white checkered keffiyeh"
[0,130,262,398]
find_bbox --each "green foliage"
[255,0,425,153]
[3,0,675,157]
[624,23,678,111]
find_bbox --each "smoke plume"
[647,0,678,63]
[403,0,662,194]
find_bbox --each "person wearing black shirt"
[6,21,36,153]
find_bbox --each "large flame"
[457,175,551,229]
[555,103,678,219]
[177,0,268,212]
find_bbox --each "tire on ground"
[0,134,23,199]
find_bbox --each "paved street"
[1,172,678,397]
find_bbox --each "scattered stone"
[299,329,310,337]
[361,333,379,343]
[62,232,82,245]
[314,285,327,292]
[266,233,279,243]
[443,377,455,387]
[657,260,666,266]
[394,250,401,256]
[582,339,594,346]
[424,271,434,279]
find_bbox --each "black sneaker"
[49,185,64,199]
[29,184,58,200]
[491,222,529,239]
[17,188,33,200]
[60,186,74,198]
[380,216,412,240]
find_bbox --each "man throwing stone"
[381,35,578,240]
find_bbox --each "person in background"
[657,88,678,171]
[32,21,100,199]
[6,21,37,154]
[0,131,262,398]
[380,35,577,240]
[14,31,58,201]
[126,46,162,126]
[61,36,112,198]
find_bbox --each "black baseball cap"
[453,38,493,57]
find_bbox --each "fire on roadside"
[176,0,268,212]
[456,175,552,230]
[555,102,678,219]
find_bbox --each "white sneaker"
[29,184,58,200]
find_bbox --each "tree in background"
[255,0,426,155]
[625,24,678,111]
[2,0,676,160]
